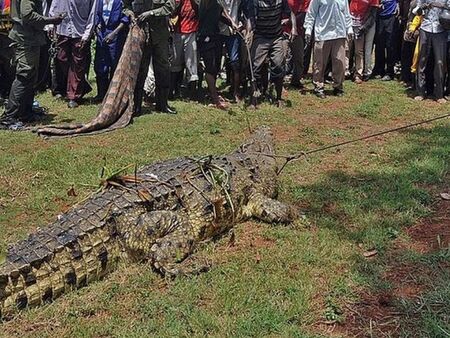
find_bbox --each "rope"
[272,113,450,175]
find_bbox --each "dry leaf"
[363,249,378,258]
[137,189,151,202]
[255,252,261,263]
[440,193,450,200]
[67,186,77,197]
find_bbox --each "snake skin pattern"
[36,25,146,138]
[0,127,296,320]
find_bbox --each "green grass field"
[0,79,449,337]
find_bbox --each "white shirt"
[304,0,353,41]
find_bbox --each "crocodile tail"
[35,24,146,138]
[0,214,120,320]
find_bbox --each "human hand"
[79,39,90,50]
[137,10,153,24]
[104,31,117,44]
[48,12,66,25]
[305,33,311,45]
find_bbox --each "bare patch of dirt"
[405,201,450,253]
[328,196,449,337]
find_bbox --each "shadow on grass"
[287,125,449,336]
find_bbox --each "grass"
[0,78,449,337]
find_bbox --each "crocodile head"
[236,126,279,197]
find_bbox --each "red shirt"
[284,0,310,33]
[176,0,199,34]
[299,0,310,12]
[350,0,379,26]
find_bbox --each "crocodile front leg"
[244,192,297,224]
[124,210,209,277]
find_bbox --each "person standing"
[413,0,450,103]
[304,0,353,98]
[244,0,297,107]
[198,0,232,109]
[287,0,309,88]
[0,0,63,130]
[349,0,379,83]
[170,0,199,100]
[123,0,177,115]
[0,0,14,101]
[219,0,242,102]
[50,0,97,108]
[373,0,399,81]
[94,0,129,101]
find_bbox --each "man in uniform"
[123,0,177,115]
[0,0,63,130]
[0,0,14,102]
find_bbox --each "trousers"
[1,42,40,122]
[416,30,447,99]
[313,38,346,90]
[55,36,91,100]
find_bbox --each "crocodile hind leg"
[245,192,297,224]
[124,210,209,277]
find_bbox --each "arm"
[104,22,126,43]
[149,0,177,17]
[122,0,135,19]
[344,0,353,36]
[21,0,63,29]
[360,6,377,32]
[82,0,98,41]
[136,0,176,23]
[412,0,424,15]
[290,10,297,37]
[304,0,318,37]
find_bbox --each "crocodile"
[0,127,297,320]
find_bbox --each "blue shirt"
[379,0,397,17]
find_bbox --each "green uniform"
[0,1,14,99]
[123,0,176,114]
[0,0,47,125]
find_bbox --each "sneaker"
[68,100,79,108]
[381,75,392,81]
[333,88,344,97]
[436,98,447,104]
[314,88,326,99]
[362,74,370,82]
[414,95,424,101]
[354,77,363,84]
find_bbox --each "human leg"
[1,43,40,125]
[331,38,346,93]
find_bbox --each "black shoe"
[362,75,370,82]
[155,104,177,114]
[333,88,344,97]
[314,88,326,99]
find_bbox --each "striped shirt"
[254,0,288,38]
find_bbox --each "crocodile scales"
[0,127,296,319]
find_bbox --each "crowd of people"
[0,0,450,131]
